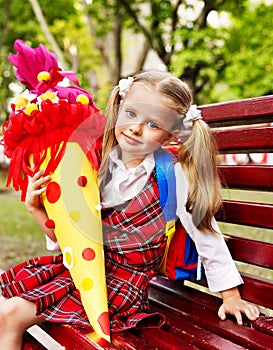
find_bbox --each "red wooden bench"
[23,95,273,350]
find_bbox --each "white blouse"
[174,164,243,292]
[47,149,243,293]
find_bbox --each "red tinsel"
[2,99,105,200]
[2,40,106,200]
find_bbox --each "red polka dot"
[82,248,96,261]
[46,182,61,203]
[45,219,55,229]
[77,176,88,187]
[97,312,110,336]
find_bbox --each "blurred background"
[1,0,273,117]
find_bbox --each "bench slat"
[239,273,273,310]
[218,165,273,191]
[201,95,273,126]
[140,328,199,350]
[42,322,186,350]
[149,311,240,350]
[214,126,273,153]
[216,200,273,229]
[40,323,116,350]
[149,306,246,350]
[189,273,273,311]
[149,277,273,350]
[23,333,46,350]
[226,235,273,268]
[112,330,170,350]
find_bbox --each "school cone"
[39,142,110,341]
[2,39,110,342]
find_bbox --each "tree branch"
[28,0,67,68]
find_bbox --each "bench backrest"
[198,96,273,311]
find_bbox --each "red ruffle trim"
[2,99,105,200]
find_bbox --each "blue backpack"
[154,149,202,281]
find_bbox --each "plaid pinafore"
[0,172,167,332]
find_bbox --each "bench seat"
[23,95,273,349]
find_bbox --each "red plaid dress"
[0,173,167,332]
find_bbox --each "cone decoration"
[1,40,110,341]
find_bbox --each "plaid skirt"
[0,175,167,333]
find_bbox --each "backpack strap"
[154,148,177,274]
[154,148,176,223]
[155,148,202,280]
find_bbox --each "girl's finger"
[235,310,243,325]
[32,169,46,179]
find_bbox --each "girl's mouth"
[122,133,143,145]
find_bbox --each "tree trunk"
[28,0,66,68]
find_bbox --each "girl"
[0,70,259,349]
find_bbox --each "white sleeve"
[45,235,61,251]
[174,163,243,293]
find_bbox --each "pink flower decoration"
[8,40,95,107]
[8,40,59,91]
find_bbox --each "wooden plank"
[239,273,273,310]
[41,322,169,350]
[200,95,273,126]
[23,333,47,350]
[218,165,273,191]
[252,316,273,337]
[26,325,65,350]
[40,323,117,350]
[214,126,273,153]
[112,330,168,350]
[149,305,246,350]
[216,200,273,229]
[141,328,199,350]
[148,279,273,350]
[226,235,273,269]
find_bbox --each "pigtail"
[98,86,121,187]
[178,119,222,233]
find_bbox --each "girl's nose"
[129,122,142,134]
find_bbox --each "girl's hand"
[218,287,260,325]
[25,169,50,213]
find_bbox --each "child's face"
[115,87,178,167]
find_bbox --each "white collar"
[108,146,155,175]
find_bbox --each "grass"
[0,170,50,269]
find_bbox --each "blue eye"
[127,110,136,118]
[148,121,158,129]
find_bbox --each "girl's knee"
[0,297,33,329]
[0,298,18,329]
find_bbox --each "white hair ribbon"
[118,77,134,98]
[183,104,202,129]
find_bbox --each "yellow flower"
[37,71,50,82]
[76,94,89,104]
[39,91,58,102]
[14,95,29,109]
[25,103,39,116]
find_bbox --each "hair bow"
[118,77,134,98]
[183,104,202,129]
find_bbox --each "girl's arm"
[25,169,57,243]
[174,163,259,323]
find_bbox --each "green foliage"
[1,0,273,117]
[221,3,273,99]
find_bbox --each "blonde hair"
[99,70,222,234]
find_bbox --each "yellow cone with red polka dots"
[41,142,110,342]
